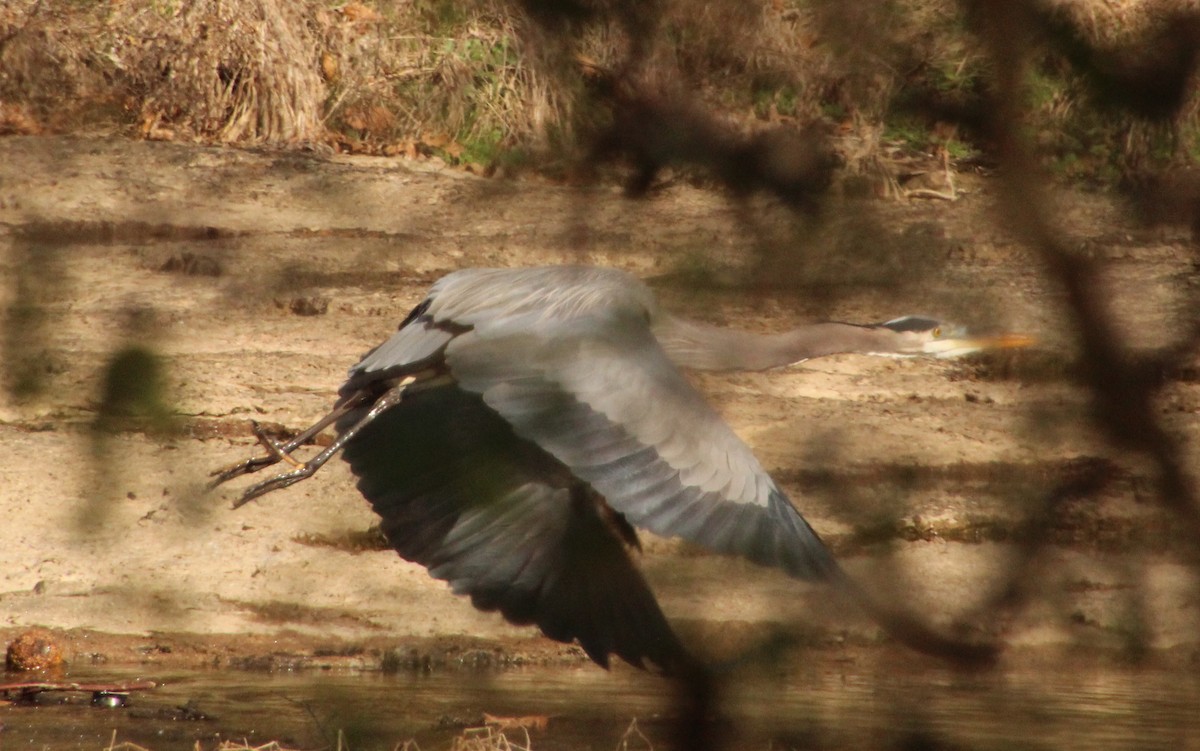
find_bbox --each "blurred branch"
[981,458,1118,613]
[1031,3,1200,121]
[4,235,64,401]
[586,72,838,211]
[970,0,1200,535]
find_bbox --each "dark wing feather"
[338,384,690,671]
[446,317,839,580]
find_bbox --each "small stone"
[5,629,65,673]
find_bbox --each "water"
[4,657,1200,750]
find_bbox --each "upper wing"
[335,269,835,671]
[338,384,690,671]
[341,299,458,395]
[445,314,838,580]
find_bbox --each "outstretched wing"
[445,313,838,580]
[338,379,690,671]
[336,268,837,670]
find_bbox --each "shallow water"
[5,657,1200,750]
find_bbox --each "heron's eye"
[932,327,942,338]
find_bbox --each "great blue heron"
[213,265,1028,671]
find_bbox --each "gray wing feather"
[353,321,452,376]
[335,265,835,672]
[445,316,838,579]
[425,266,658,328]
[342,299,454,395]
[343,266,657,391]
[338,385,690,670]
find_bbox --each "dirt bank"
[1,135,1197,670]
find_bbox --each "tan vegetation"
[1,0,1196,179]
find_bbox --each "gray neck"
[654,315,897,372]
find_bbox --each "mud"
[1,135,1198,671]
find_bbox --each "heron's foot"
[207,421,299,489]
[251,420,305,468]
[221,408,369,507]
[208,455,275,489]
[208,402,357,491]
[213,379,425,508]
[231,462,320,508]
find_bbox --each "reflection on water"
[4,656,1200,750]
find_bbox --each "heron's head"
[875,316,1035,358]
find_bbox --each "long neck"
[654,315,897,372]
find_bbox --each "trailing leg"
[207,401,355,488]
[228,376,446,508]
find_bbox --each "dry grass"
[320,3,567,159]
[0,0,1196,176]
[121,0,326,144]
[95,721,545,751]
[0,0,325,143]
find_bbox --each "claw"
[207,403,356,491]
[251,421,305,469]
[212,373,446,507]
[232,463,317,508]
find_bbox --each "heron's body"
[215,265,1013,670]
[337,266,837,669]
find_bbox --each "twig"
[616,718,654,751]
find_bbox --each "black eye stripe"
[881,316,941,333]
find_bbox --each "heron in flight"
[213,265,1028,671]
